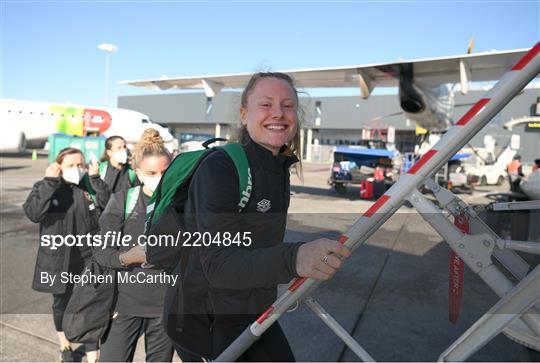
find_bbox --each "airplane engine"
[399,63,455,131]
[399,63,425,114]
[0,129,26,153]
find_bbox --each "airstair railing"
[215,42,540,362]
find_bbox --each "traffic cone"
[32,149,37,161]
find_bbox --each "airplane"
[0,99,178,153]
[120,47,532,132]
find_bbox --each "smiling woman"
[163,72,352,362]
[239,74,300,156]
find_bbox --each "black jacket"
[94,187,168,317]
[101,162,137,194]
[24,175,110,294]
[165,137,302,357]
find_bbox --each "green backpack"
[144,143,251,271]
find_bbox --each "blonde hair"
[232,72,303,177]
[131,129,171,168]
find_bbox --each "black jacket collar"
[241,134,299,173]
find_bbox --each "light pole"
[97,43,118,106]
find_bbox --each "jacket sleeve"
[94,191,126,269]
[23,177,62,223]
[88,174,111,210]
[189,151,301,290]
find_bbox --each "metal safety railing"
[215,42,540,362]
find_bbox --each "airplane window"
[142,119,150,123]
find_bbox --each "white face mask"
[112,150,128,164]
[143,175,161,193]
[62,167,86,185]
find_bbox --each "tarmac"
[1,153,538,362]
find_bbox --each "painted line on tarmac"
[336,211,413,362]
[0,321,58,346]
[0,203,23,214]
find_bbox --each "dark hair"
[513,155,522,161]
[534,158,540,168]
[100,135,126,162]
[131,129,171,168]
[55,147,84,165]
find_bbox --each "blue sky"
[2,1,539,107]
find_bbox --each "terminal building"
[118,88,540,163]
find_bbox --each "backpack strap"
[98,161,108,180]
[218,143,251,212]
[125,186,141,221]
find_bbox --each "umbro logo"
[256,199,271,213]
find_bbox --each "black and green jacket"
[164,136,302,358]
[24,175,110,294]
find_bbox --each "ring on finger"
[321,254,330,265]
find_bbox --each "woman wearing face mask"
[23,147,110,363]
[98,135,138,193]
[94,129,174,362]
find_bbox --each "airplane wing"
[120,48,529,95]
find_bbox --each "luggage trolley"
[216,42,540,362]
